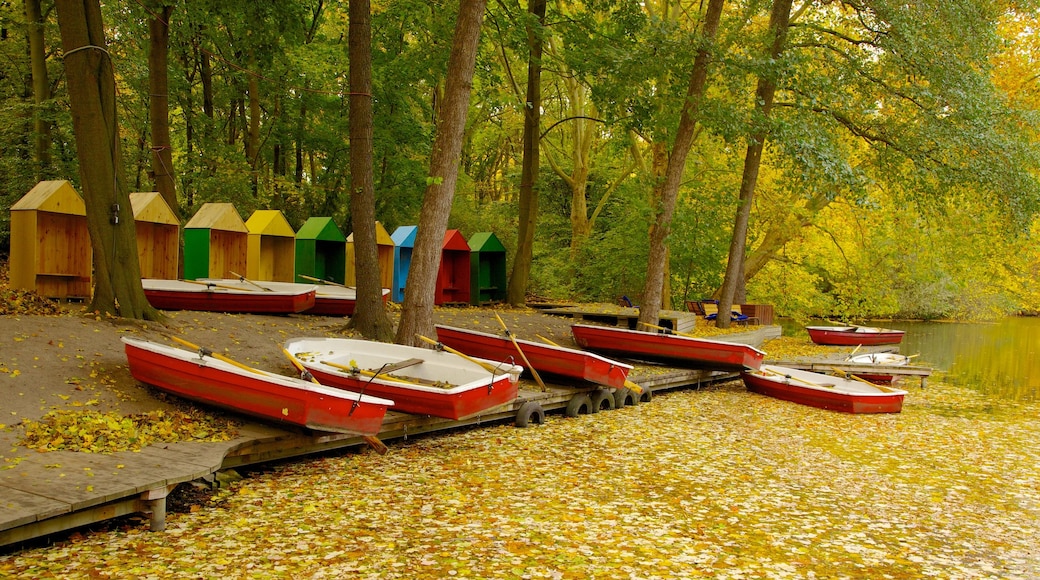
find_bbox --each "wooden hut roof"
[129,192,179,225]
[11,180,85,215]
[246,210,295,237]
[391,225,418,248]
[184,203,248,232]
[468,231,505,252]
[295,217,345,242]
[443,229,470,251]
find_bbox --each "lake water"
[781,317,1040,402]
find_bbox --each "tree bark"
[637,0,725,329]
[25,0,52,171]
[148,4,179,219]
[347,0,394,341]
[716,0,793,328]
[55,0,158,320]
[395,0,487,346]
[506,0,546,306]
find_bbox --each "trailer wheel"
[515,401,545,428]
[637,386,653,403]
[613,388,637,408]
[565,394,593,417]
[589,388,615,413]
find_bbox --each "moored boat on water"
[570,324,765,371]
[845,352,912,383]
[122,336,393,435]
[142,278,316,314]
[434,324,634,389]
[284,337,523,420]
[806,325,905,346]
[741,364,907,414]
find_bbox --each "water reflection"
[780,318,1040,402]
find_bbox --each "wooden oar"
[181,279,258,293]
[758,366,834,388]
[229,270,273,292]
[320,360,426,386]
[829,366,898,393]
[845,344,863,360]
[170,336,265,374]
[281,347,388,455]
[417,335,503,375]
[536,335,643,394]
[494,312,546,391]
[298,274,355,289]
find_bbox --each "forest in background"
[1,0,1039,322]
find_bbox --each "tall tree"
[147,3,178,218]
[54,0,158,320]
[24,0,52,172]
[395,0,487,346]
[506,0,546,306]
[348,0,394,341]
[636,0,726,328]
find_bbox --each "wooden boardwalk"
[0,359,745,548]
[542,305,699,334]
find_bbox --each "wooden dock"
[542,305,699,334]
[0,364,734,548]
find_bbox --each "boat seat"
[373,358,424,374]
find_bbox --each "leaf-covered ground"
[2,379,1038,579]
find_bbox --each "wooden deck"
[542,305,699,334]
[0,362,737,548]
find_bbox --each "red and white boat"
[122,336,393,435]
[142,279,316,314]
[845,352,911,383]
[199,279,389,316]
[434,324,633,389]
[570,324,765,371]
[284,337,523,420]
[806,325,905,346]
[741,364,907,414]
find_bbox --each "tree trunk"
[54,0,158,320]
[636,0,725,329]
[25,0,52,171]
[395,0,487,346]
[148,4,179,219]
[347,0,394,341]
[247,72,261,195]
[506,0,546,306]
[716,0,793,328]
[742,190,832,281]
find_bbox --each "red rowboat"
[845,352,911,383]
[122,336,393,435]
[741,364,907,413]
[570,324,765,371]
[806,325,905,346]
[284,337,523,421]
[198,279,390,316]
[142,279,316,314]
[434,324,633,389]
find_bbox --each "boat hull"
[806,325,905,346]
[285,338,523,420]
[742,365,906,414]
[844,353,911,384]
[570,324,764,371]
[122,337,392,435]
[434,324,632,388]
[143,279,316,314]
[309,287,391,316]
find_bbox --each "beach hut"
[245,210,296,282]
[390,225,417,302]
[182,203,247,280]
[345,221,394,290]
[9,180,93,299]
[130,192,179,280]
[294,217,346,285]
[436,229,471,305]
[468,231,507,305]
